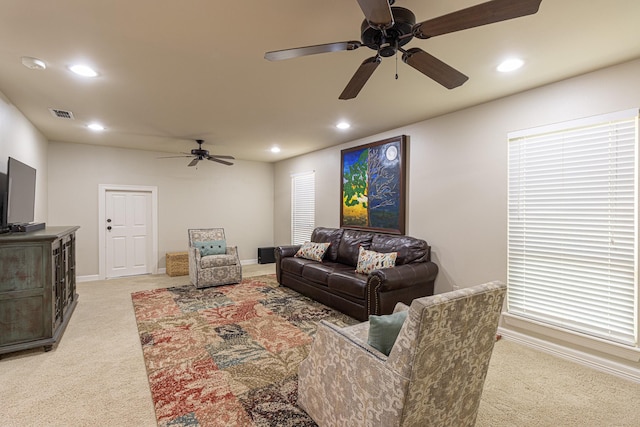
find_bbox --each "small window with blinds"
[291,171,315,245]
[507,108,639,347]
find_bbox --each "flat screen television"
[0,171,6,233]
[6,157,37,226]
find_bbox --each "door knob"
[107,219,112,223]
[107,226,112,231]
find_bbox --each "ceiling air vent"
[49,108,75,120]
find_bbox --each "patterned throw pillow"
[295,242,331,262]
[355,246,397,274]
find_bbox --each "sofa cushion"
[295,241,330,262]
[311,227,344,262]
[327,271,367,299]
[301,263,339,286]
[370,234,429,265]
[336,230,374,267]
[355,247,397,274]
[281,256,315,276]
[200,254,237,268]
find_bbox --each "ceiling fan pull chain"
[395,50,399,80]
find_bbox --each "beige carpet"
[1,264,639,427]
[477,339,640,426]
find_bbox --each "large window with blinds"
[291,171,315,245]
[507,109,639,347]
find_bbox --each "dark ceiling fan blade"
[158,155,193,159]
[339,56,382,100]
[401,48,468,89]
[188,158,200,167]
[412,0,542,39]
[208,155,235,160]
[265,41,362,61]
[206,156,234,166]
[356,0,394,29]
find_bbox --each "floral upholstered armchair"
[187,228,242,288]
[298,281,507,427]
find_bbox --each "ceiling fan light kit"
[265,0,542,99]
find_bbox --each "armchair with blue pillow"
[298,281,507,427]
[188,228,242,288]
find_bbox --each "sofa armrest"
[368,262,438,292]
[275,245,300,259]
[188,246,200,284]
[188,246,201,263]
[318,320,388,361]
[366,262,439,316]
[298,321,408,426]
[393,302,410,314]
[274,244,301,283]
[226,246,240,265]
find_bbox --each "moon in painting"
[385,145,398,161]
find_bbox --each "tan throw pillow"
[294,242,331,262]
[355,246,397,274]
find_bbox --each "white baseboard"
[497,326,640,384]
[78,260,259,283]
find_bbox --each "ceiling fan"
[265,0,542,99]
[160,139,235,167]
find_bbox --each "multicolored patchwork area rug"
[131,274,357,426]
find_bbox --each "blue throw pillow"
[367,310,408,356]
[193,240,226,256]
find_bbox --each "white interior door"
[105,190,152,278]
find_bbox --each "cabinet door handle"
[107,226,112,231]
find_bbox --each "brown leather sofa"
[275,227,438,321]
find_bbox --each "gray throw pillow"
[193,240,226,256]
[367,310,408,356]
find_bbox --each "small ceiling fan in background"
[159,139,235,167]
[265,0,542,99]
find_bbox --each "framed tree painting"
[340,135,407,235]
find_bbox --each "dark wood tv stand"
[0,226,79,355]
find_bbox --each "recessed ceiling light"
[497,58,524,73]
[69,64,98,77]
[87,123,105,131]
[21,56,46,70]
[271,146,281,153]
[336,121,351,130]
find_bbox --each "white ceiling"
[1,0,639,163]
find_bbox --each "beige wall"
[3,59,639,374]
[47,141,274,276]
[274,59,640,376]
[0,91,49,222]
[274,58,640,295]
[4,58,639,286]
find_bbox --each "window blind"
[507,109,639,346]
[291,171,315,245]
